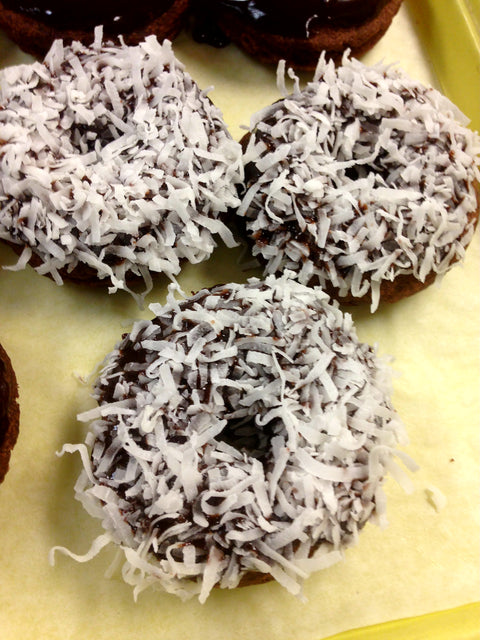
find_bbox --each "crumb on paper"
[73,372,90,385]
[425,485,448,512]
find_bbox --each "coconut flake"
[425,484,448,512]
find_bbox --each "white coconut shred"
[0,29,243,300]
[50,273,416,602]
[239,53,480,311]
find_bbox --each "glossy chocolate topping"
[195,0,390,42]
[3,0,175,33]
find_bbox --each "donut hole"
[69,119,119,153]
[216,414,281,461]
[68,93,137,153]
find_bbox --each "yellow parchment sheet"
[0,4,479,639]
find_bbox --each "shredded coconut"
[50,273,413,601]
[237,52,480,311]
[0,29,243,301]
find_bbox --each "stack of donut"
[0,0,406,69]
[0,28,478,601]
[1,34,478,309]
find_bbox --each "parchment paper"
[0,6,479,639]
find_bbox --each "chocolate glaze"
[3,0,175,33]
[192,2,231,47]
[193,0,390,45]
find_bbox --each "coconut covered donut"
[236,54,480,311]
[0,342,20,484]
[50,273,413,601]
[0,31,242,300]
[0,0,190,58]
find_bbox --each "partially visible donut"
[236,54,480,311]
[192,0,404,69]
[0,342,20,484]
[0,32,243,301]
[0,0,190,58]
[50,274,412,601]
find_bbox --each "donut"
[0,0,190,58]
[0,31,243,301]
[191,0,404,69]
[50,273,413,601]
[0,341,20,484]
[235,54,480,311]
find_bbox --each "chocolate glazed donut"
[192,0,404,68]
[0,0,190,57]
[0,342,19,484]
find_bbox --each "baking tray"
[0,1,479,639]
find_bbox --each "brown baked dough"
[0,342,19,484]
[0,0,189,58]
[4,240,145,289]
[215,0,404,69]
